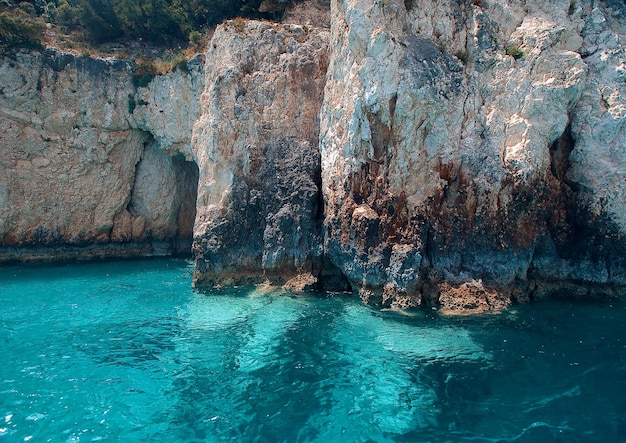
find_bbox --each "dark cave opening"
[172,155,199,256]
[124,136,199,257]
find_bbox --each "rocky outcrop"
[191,20,330,288]
[0,49,200,261]
[320,0,626,310]
[132,55,204,161]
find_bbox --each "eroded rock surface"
[320,0,626,310]
[191,20,330,288]
[0,49,200,261]
[2,0,626,312]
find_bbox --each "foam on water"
[1,258,625,442]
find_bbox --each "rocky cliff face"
[0,50,200,261]
[191,21,330,289]
[2,0,625,312]
[319,0,626,311]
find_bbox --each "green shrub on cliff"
[108,0,188,43]
[169,53,189,72]
[132,57,158,87]
[188,29,201,48]
[77,0,123,42]
[51,0,267,44]
[506,44,524,60]
[0,7,45,53]
[1,0,272,54]
[54,0,80,30]
[18,2,37,15]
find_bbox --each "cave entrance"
[126,137,199,257]
[172,155,199,256]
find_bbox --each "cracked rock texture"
[191,20,330,288]
[320,0,626,310]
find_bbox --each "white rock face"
[132,55,204,160]
[319,0,626,309]
[191,20,330,287]
[569,6,626,230]
[0,51,140,250]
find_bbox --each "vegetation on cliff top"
[0,5,45,52]
[0,0,277,55]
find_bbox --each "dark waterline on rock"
[0,258,625,442]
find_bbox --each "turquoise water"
[1,259,625,442]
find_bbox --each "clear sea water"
[0,258,625,443]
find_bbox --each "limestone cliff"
[319,0,626,311]
[191,21,330,288]
[0,49,200,261]
[2,0,626,312]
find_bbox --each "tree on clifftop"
[0,5,45,53]
[0,0,269,51]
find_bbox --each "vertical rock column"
[320,0,469,307]
[191,21,329,288]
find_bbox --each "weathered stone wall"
[2,0,626,312]
[0,49,200,261]
[319,0,626,311]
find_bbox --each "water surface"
[1,259,625,442]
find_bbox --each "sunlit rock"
[0,50,199,260]
[319,0,626,310]
[2,0,626,312]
